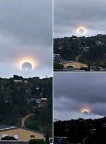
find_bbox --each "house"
[24,80,28,84]
[0,126,45,142]
[39,98,47,107]
[49,137,53,144]
[36,87,39,90]
[54,137,67,144]
[72,35,78,40]
[58,47,62,50]
[36,98,41,104]
[13,80,22,83]
[63,61,87,69]
[54,54,61,63]
[95,41,104,46]
[79,46,89,52]
[102,123,106,128]
[41,98,47,101]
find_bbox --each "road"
[76,54,82,62]
[21,114,34,127]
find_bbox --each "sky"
[54,0,106,38]
[54,73,106,120]
[0,0,52,78]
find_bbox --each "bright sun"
[18,57,37,71]
[80,107,91,114]
[76,26,87,35]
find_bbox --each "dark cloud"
[54,73,106,120]
[0,0,52,78]
[54,0,106,37]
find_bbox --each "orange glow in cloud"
[80,107,91,114]
[18,56,38,71]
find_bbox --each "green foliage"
[45,133,49,144]
[0,76,52,136]
[13,75,23,80]
[54,63,64,70]
[25,106,52,136]
[29,139,46,144]
[80,67,88,70]
[100,62,106,68]
[80,63,91,71]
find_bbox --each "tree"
[29,139,46,144]
[13,75,23,80]
[54,63,64,70]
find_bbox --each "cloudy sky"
[0,0,52,78]
[54,0,106,38]
[54,73,106,120]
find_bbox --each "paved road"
[21,114,34,127]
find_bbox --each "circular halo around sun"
[18,57,37,71]
[80,107,91,114]
[76,26,87,36]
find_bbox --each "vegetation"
[54,35,106,66]
[80,67,88,71]
[54,117,106,144]
[0,75,52,136]
[29,139,47,144]
[54,63,64,70]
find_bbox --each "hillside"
[0,75,52,136]
[54,117,106,144]
[54,35,106,70]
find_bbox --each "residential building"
[0,126,44,142]
[13,80,22,83]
